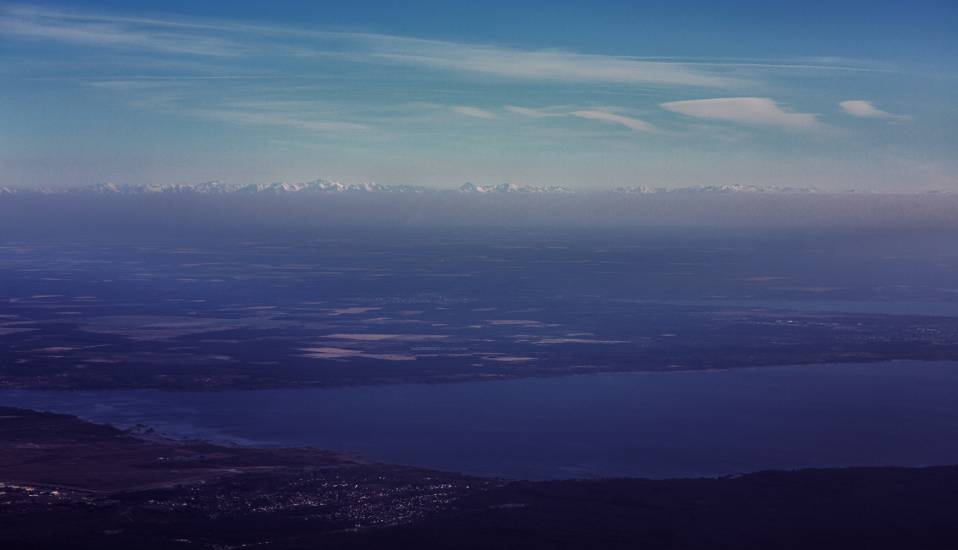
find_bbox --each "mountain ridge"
[0,181,951,196]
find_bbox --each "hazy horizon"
[4,192,958,234]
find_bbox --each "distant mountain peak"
[613,185,820,194]
[458,182,573,194]
[1,181,944,197]
[3,180,429,196]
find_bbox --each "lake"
[3,360,958,480]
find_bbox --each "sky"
[1,1,956,191]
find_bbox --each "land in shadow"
[2,406,957,549]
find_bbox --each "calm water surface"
[3,360,958,480]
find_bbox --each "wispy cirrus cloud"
[366,39,745,88]
[839,100,909,121]
[504,105,565,118]
[0,5,241,56]
[189,109,370,132]
[452,106,498,119]
[0,4,749,89]
[1,3,906,101]
[4,5,864,140]
[79,77,371,132]
[570,110,656,132]
[660,97,823,130]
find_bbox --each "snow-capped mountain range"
[100,180,431,195]
[457,182,574,194]
[612,184,821,194]
[0,181,947,196]
[0,180,429,196]
[3,180,574,195]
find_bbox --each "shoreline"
[3,406,958,549]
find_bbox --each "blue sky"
[2,1,956,190]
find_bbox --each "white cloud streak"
[660,97,823,130]
[452,106,498,119]
[839,100,909,121]
[0,6,240,56]
[1,4,744,88]
[506,105,656,133]
[5,5,907,140]
[366,39,744,88]
[188,109,370,132]
[504,105,564,118]
[570,110,656,132]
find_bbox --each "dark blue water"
[3,360,958,479]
